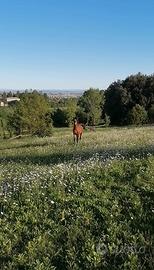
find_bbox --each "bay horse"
[73,119,83,143]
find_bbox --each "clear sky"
[0,0,154,90]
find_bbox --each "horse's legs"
[76,135,79,143]
[73,134,76,144]
[73,133,81,144]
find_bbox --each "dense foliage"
[105,73,154,125]
[127,105,148,125]
[52,98,77,127]
[0,107,14,138]
[7,91,52,137]
[78,88,104,125]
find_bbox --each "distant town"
[0,89,83,98]
[0,89,84,106]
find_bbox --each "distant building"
[0,100,5,107]
[0,96,20,107]
[6,97,20,103]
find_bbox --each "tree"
[8,91,52,136]
[144,75,154,109]
[76,108,88,124]
[78,88,104,125]
[127,104,148,125]
[102,114,110,127]
[105,82,130,125]
[104,73,154,125]
[123,73,148,108]
[64,98,77,126]
[52,98,77,127]
[0,107,13,138]
[148,105,154,123]
[52,108,67,127]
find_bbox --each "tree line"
[0,73,154,137]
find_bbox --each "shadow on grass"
[0,144,154,166]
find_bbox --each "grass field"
[0,126,154,269]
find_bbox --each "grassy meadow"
[0,126,154,269]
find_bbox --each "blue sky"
[0,0,154,90]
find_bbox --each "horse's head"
[73,118,78,125]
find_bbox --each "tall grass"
[0,126,154,269]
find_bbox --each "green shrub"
[127,104,148,125]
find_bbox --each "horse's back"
[73,124,83,135]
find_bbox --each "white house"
[0,97,20,107]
